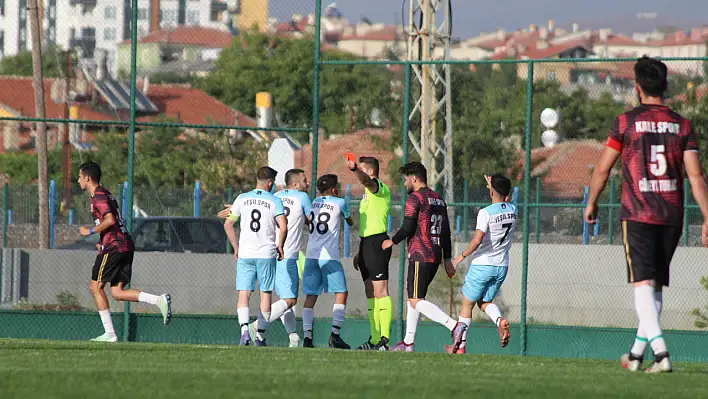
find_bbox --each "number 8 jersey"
[469,202,517,267]
[228,189,285,259]
[306,196,350,261]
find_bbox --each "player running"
[585,56,708,373]
[302,174,354,349]
[346,155,393,351]
[382,162,466,352]
[78,162,171,343]
[451,174,516,353]
[224,166,287,347]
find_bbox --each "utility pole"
[61,50,73,214]
[29,0,50,249]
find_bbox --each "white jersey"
[305,196,350,261]
[275,189,312,259]
[469,202,517,267]
[228,189,285,259]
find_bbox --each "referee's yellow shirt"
[359,179,390,238]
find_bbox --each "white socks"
[484,304,502,326]
[269,299,291,323]
[404,301,420,345]
[634,285,667,355]
[303,308,314,339]
[237,307,250,334]
[138,292,160,305]
[99,309,115,335]
[281,308,297,335]
[332,304,346,335]
[631,290,664,357]
[458,317,471,348]
[257,311,270,340]
[415,300,457,331]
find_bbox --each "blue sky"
[270,0,708,38]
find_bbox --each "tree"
[0,47,64,77]
[196,30,398,143]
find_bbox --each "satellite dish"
[542,129,560,148]
[540,108,559,128]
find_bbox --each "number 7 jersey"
[469,202,517,267]
[228,189,285,259]
[306,196,350,261]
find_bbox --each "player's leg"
[253,259,277,346]
[390,261,421,352]
[476,266,510,347]
[324,260,350,349]
[107,252,172,325]
[302,258,323,348]
[448,265,494,354]
[281,308,300,347]
[236,258,257,345]
[371,234,393,351]
[89,255,117,343]
[357,239,380,350]
[452,295,476,354]
[273,258,300,346]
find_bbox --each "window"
[187,10,199,25]
[82,27,96,38]
[210,10,221,22]
[137,8,148,20]
[104,28,117,41]
[104,6,116,20]
[160,9,177,24]
[0,31,4,55]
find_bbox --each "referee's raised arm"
[345,154,394,351]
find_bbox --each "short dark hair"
[634,56,668,98]
[491,174,511,197]
[398,162,427,184]
[316,174,338,195]
[257,166,278,182]
[79,161,101,183]
[285,168,305,185]
[359,156,379,177]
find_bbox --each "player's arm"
[349,163,379,193]
[342,198,354,227]
[79,198,115,236]
[453,209,489,267]
[389,194,419,246]
[223,199,241,254]
[302,193,313,226]
[275,214,288,248]
[586,118,623,223]
[684,151,708,247]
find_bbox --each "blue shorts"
[462,265,508,303]
[275,258,300,299]
[303,259,347,295]
[236,258,276,292]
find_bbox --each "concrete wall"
[1,244,706,330]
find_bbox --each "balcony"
[69,37,96,58]
[211,1,227,13]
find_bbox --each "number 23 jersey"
[470,202,517,267]
[228,189,285,259]
[306,196,350,261]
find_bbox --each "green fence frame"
[1,0,708,359]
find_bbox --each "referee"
[346,155,392,351]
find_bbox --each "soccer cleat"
[450,322,467,351]
[389,341,414,352]
[90,333,118,343]
[497,318,510,348]
[357,338,376,350]
[254,338,267,347]
[248,321,258,343]
[157,294,172,326]
[303,337,314,348]
[239,330,252,346]
[444,344,465,354]
[645,353,672,373]
[620,353,643,372]
[329,334,351,350]
[374,337,390,351]
[288,334,301,348]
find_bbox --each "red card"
[344,151,356,162]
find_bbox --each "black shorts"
[621,221,681,287]
[358,233,392,281]
[407,260,440,299]
[92,251,134,286]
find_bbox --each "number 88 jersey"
[306,196,350,261]
[228,189,285,259]
[469,202,517,267]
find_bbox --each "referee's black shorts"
[358,233,392,281]
[621,221,681,287]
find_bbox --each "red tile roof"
[519,39,593,59]
[123,26,234,48]
[294,129,396,197]
[341,26,400,41]
[649,29,708,46]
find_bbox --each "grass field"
[1,339,708,398]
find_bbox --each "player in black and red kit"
[78,162,172,342]
[381,162,466,352]
[585,56,708,373]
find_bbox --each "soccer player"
[451,174,516,354]
[301,174,354,349]
[224,166,287,347]
[77,162,171,343]
[584,56,708,373]
[346,155,393,351]
[382,162,466,352]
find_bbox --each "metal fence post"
[511,187,519,205]
[344,184,351,258]
[463,180,469,242]
[2,183,8,248]
[49,180,56,248]
[309,0,323,199]
[455,215,461,235]
[582,186,589,245]
[226,187,234,254]
[397,64,411,342]
[684,182,690,246]
[193,181,201,217]
[519,61,534,357]
[122,182,129,218]
[608,177,615,244]
[6,211,11,225]
[69,209,74,225]
[534,177,541,243]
